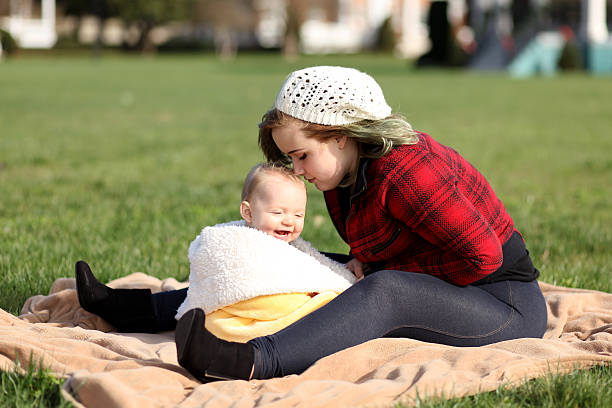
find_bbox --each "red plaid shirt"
[324,131,516,286]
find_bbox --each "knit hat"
[274,66,392,126]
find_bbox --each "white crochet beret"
[274,66,392,126]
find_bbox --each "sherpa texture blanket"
[176,220,356,342]
[2,273,611,408]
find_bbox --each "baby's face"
[243,175,306,243]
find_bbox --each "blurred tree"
[57,0,194,53]
[374,16,396,53]
[107,0,195,52]
[283,0,304,59]
[282,0,336,59]
[56,0,110,16]
[193,0,255,60]
[55,0,117,54]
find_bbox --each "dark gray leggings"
[249,270,547,378]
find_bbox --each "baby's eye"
[298,153,307,160]
[295,213,305,218]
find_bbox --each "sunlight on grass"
[1,356,72,407]
[1,54,611,407]
[401,364,612,408]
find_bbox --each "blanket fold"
[1,274,611,408]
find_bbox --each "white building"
[1,0,57,49]
[254,0,432,57]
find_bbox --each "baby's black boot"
[75,260,160,333]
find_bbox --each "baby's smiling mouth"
[275,230,290,236]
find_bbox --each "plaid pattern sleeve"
[326,132,515,286]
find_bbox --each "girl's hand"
[346,258,365,281]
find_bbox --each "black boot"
[75,260,159,333]
[175,308,254,382]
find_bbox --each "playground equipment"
[508,32,565,77]
[511,0,612,76]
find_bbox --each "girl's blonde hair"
[241,162,304,201]
[258,108,419,166]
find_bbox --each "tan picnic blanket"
[1,273,611,408]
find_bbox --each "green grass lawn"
[1,53,611,406]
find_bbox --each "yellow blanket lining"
[205,291,340,343]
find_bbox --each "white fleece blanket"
[176,220,356,318]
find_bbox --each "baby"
[239,161,307,243]
[175,162,356,342]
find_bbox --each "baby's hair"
[241,162,304,202]
[258,108,419,166]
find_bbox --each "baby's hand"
[346,258,365,281]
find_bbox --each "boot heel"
[175,308,254,382]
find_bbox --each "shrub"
[157,35,213,53]
[558,41,583,71]
[374,17,396,53]
[0,28,18,55]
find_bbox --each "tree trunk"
[214,26,237,60]
[136,20,156,54]
[282,0,300,60]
